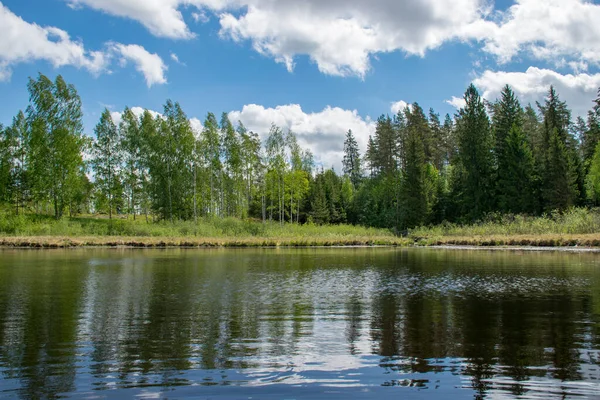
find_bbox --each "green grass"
[0,211,404,247]
[3,208,600,248]
[407,208,600,247]
[410,208,600,238]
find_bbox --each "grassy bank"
[2,208,600,248]
[410,208,600,247]
[0,212,407,247]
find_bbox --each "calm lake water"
[1,248,600,399]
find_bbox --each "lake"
[1,248,599,399]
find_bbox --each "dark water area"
[1,248,600,399]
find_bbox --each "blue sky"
[1,0,599,168]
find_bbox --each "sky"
[1,0,600,170]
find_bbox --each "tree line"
[1,73,600,229]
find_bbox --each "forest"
[1,73,600,232]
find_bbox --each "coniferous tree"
[342,129,362,187]
[492,85,530,213]
[400,103,429,228]
[0,123,9,204]
[583,89,600,170]
[454,84,495,220]
[586,141,600,205]
[497,124,536,213]
[365,135,378,177]
[428,109,447,170]
[538,86,580,211]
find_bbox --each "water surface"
[1,248,600,399]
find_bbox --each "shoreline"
[2,234,600,250]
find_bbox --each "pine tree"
[342,129,362,187]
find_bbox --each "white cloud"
[445,96,467,109]
[229,104,375,170]
[0,2,109,80]
[62,0,491,77]
[110,43,167,87]
[66,0,196,39]
[217,0,490,77]
[110,106,162,126]
[192,10,210,24]
[170,52,186,66]
[470,67,600,116]
[189,117,203,138]
[390,100,409,115]
[60,0,600,77]
[473,0,600,67]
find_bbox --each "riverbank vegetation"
[1,73,600,244]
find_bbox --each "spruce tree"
[492,85,528,213]
[342,129,362,187]
[400,103,429,228]
[497,124,535,214]
[583,88,600,170]
[454,84,495,220]
[538,86,580,210]
[365,135,378,177]
[586,141,600,205]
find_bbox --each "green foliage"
[497,124,536,213]
[26,74,87,219]
[2,75,600,239]
[411,207,600,237]
[586,141,600,205]
[342,129,362,187]
[454,84,495,220]
[92,109,122,220]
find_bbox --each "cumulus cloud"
[217,0,491,77]
[472,67,600,116]
[0,3,169,86]
[61,0,600,77]
[110,43,167,87]
[62,0,492,76]
[445,96,467,109]
[110,106,162,126]
[475,0,600,67]
[0,2,109,80]
[66,0,196,39]
[390,100,410,114]
[229,104,375,170]
[189,117,204,138]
